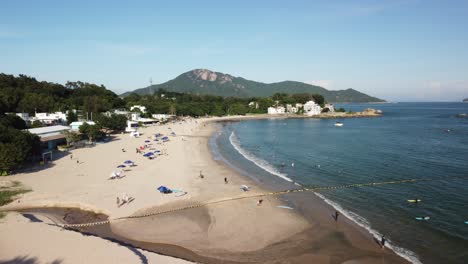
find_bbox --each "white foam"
[229,132,294,183]
[314,193,422,264]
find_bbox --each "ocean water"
[211,102,468,264]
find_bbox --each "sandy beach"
[0,116,407,263]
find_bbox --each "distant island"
[122,69,385,103]
[463,98,468,102]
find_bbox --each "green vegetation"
[0,189,30,206]
[0,181,30,218]
[0,116,41,173]
[62,130,81,147]
[122,90,325,117]
[336,107,346,113]
[123,69,385,103]
[79,123,105,142]
[0,74,124,115]
[94,114,127,131]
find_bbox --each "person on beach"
[224,177,228,184]
[334,211,339,221]
[116,197,120,206]
[76,159,79,164]
[70,154,73,159]
[381,235,386,249]
[257,199,263,206]
[199,170,204,179]
[122,148,126,152]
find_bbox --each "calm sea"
[211,102,468,264]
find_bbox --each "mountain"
[122,69,385,103]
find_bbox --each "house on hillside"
[268,106,286,115]
[303,101,322,116]
[31,112,67,125]
[286,104,298,114]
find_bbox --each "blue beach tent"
[157,186,172,194]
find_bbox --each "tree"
[0,125,40,173]
[79,123,104,142]
[0,115,26,130]
[31,120,44,128]
[62,130,80,147]
[94,114,127,131]
[67,111,78,125]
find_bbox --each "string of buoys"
[61,175,468,228]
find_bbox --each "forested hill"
[122,69,385,103]
[0,73,124,114]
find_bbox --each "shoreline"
[207,118,414,263]
[0,116,407,263]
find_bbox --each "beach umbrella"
[117,165,126,168]
[144,140,150,143]
[123,160,134,164]
[143,152,154,157]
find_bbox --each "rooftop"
[26,125,71,135]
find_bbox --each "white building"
[32,112,67,125]
[303,101,322,116]
[130,113,156,125]
[152,114,174,121]
[286,104,298,114]
[105,109,131,117]
[70,121,96,131]
[295,103,303,109]
[130,105,147,113]
[131,113,140,121]
[126,120,139,133]
[267,106,286,115]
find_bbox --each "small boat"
[335,122,343,127]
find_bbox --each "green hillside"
[122,69,385,103]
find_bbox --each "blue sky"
[1,0,467,101]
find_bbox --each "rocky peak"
[187,69,234,83]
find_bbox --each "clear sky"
[1,0,467,101]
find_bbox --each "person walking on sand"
[224,177,228,184]
[381,235,386,249]
[70,154,73,160]
[257,199,263,206]
[334,211,339,222]
[199,170,204,179]
[76,159,79,164]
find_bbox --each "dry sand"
[0,116,407,263]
